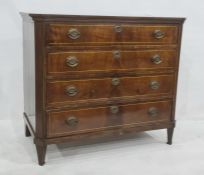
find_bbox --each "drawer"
[47,100,172,137]
[46,75,174,104]
[47,50,177,74]
[47,24,178,45]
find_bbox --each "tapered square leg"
[35,144,47,166]
[167,128,174,145]
[25,124,31,137]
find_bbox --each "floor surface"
[0,119,204,175]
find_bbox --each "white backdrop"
[0,0,204,120]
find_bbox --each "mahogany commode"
[21,13,185,165]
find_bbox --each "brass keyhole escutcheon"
[113,50,121,60]
[114,25,123,33]
[112,78,120,86]
[110,105,119,114]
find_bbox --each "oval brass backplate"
[151,54,162,64]
[66,56,79,67]
[65,86,78,96]
[66,116,79,127]
[153,30,165,39]
[68,28,80,39]
[149,80,160,90]
[148,107,159,117]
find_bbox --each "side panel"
[34,22,47,138]
[23,19,35,129]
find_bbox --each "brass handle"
[66,116,78,127]
[151,54,162,64]
[153,30,165,39]
[110,105,119,114]
[68,28,80,39]
[114,25,123,33]
[66,56,79,67]
[113,50,121,60]
[65,86,78,96]
[148,107,159,117]
[150,80,160,90]
[112,78,120,86]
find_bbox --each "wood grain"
[46,75,174,104]
[47,100,172,137]
[47,49,177,74]
[47,24,178,45]
[21,13,185,165]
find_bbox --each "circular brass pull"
[148,107,159,117]
[150,80,160,90]
[151,54,162,64]
[112,78,120,86]
[113,50,121,60]
[68,28,80,39]
[65,86,78,96]
[153,30,165,39]
[66,56,79,67]
[66,116,79,127]
[114,25,123,33]
[110,105,119,114]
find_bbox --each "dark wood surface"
[47,49,177,74]
[21,13,185,165]
[47,100,171,137]
[46,75,174,104]
[47,24,178,45]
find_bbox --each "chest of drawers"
[21,13,185,165]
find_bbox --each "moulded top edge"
[20,12,186,24]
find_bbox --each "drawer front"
[47,50,177,74]
[47,75,174,104]
[47,100,172,137]
[47,24,178,45]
